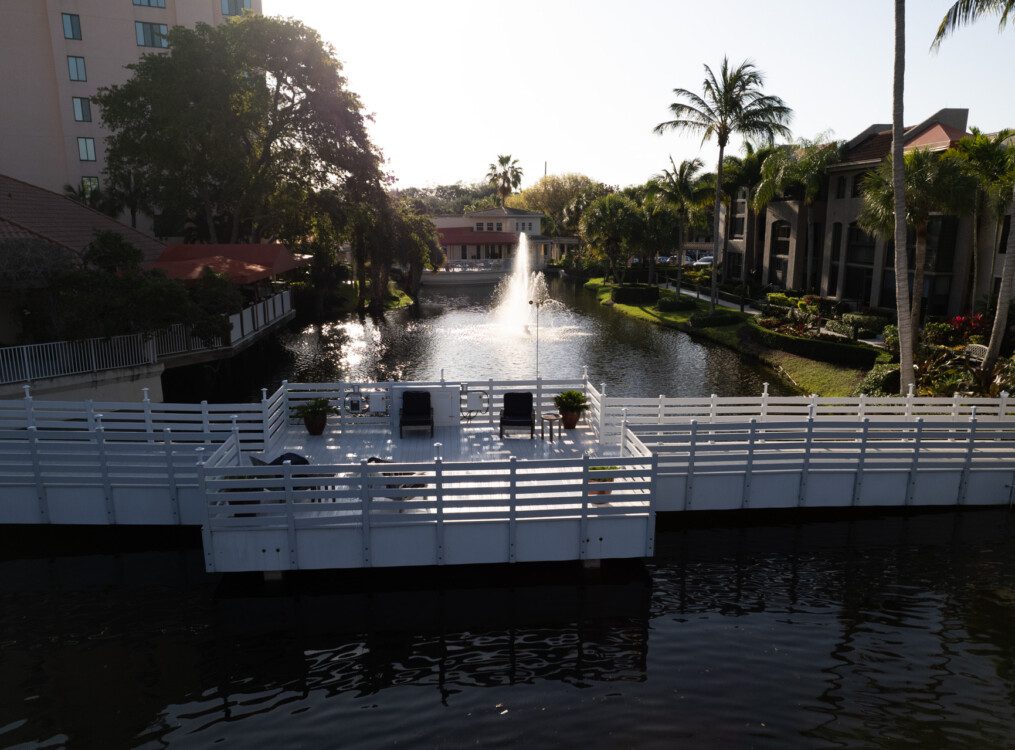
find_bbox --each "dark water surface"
[3,510,1015,748]
[269,278,787,399]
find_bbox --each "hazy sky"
[263,0,1012,190]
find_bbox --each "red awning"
[151,243,306,284]
[437,227,519,245]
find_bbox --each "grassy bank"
[584,279,866,396]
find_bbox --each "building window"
[460,246,467,260]
[846,223,876,265]
[486,222,494,231]
[221,0,252,15]
[78,137,96,161]
[475,223,483,231]
[67,56,87,81]
[81,176,99,197]
[136,21,169,47]
[829,222,842,296]
[999,215,1011,254]
[835,176,846,200]
[851,171,870,198]
[770,221,791,257]
[495,222,502,231]
[527,222,533,231]
[134,0,167,6]
[62,13,82,40]
[72,97,91,122]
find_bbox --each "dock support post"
[96,421,114,524]
[645,453,657,556]
[684,420,697,510]
[579,453,590,560]
[959,408,977,505]
[196,448,215,573]
[798,407,814,507]
[741,418,756,509]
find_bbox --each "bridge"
[1,374,1012,574]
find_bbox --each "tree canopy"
[94,14,381,244]
[506,174,611,235]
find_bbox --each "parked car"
[692,255,714,268]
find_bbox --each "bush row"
[748,321,880,368]
[655,296,698,313]
[611,284,660,305]
[689,310,742,328]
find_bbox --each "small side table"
[540,413,562,442]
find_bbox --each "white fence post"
[798,410,814,506]
[435,457,445,565]
[200,401,210,443]
[163,427,179,523]
[360,459,371,567]
[27,426,48,523]
[96,424,114,524]
[959,408,977,505]
[508,456,517,563]
[620,408,629,456]
[999,391,1009,419]
[851,418,870,506]
[580,453,590,560]
[684,420,697,510]
[709,393,717,421]
[283,460,297,570]
[858,393,867,420]
[142,387,154,441]
[904,417,924,506]
[23,386,35,428]
[952,391,961,420]
[195,447,215,573]
[905,383,915,418]
[536,376,543,416]
[760,382,769,420]
[488,378,495,428]
[260,388,270,451]
[599,382,607,439]
[741,418,756,509]
[658,394,665,424]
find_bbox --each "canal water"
[2,510,1014,748]
[163,277,789,403]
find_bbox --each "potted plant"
[554,389,589,430]
[589,465,618,499]
[293,398,340,436]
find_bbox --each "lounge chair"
[399,390,434,438]
[500,392,535,438]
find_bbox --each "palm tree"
[932,0,1015,47]
[951,129,1014,312]
[654,57,792,311]
[891,0,915,393]
[859,148,977,333]
[728,143,780,283]
[486,155,523,206]
[579,193,640,284]
[648,157,711,292]
[753,137,842,292]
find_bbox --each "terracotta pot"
[304,413,327,436]
[560,410,580,429]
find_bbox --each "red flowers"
[950,313,985,335]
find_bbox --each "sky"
[263,0,1013,191]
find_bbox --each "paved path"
[660,282,762,316]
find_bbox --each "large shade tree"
[654,57,792,311]
[95,15,381,243]
[506,174,610,235]
[486,155,523,206]
[579,193,641,283]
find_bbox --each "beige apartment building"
[719,108,1014,318]
[0,0,260,206]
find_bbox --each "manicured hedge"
[656,296,697,312]
[853,363,901,396]
[748,321,880,368]
[611,284,660,305]
[690,310,742,328]
[766,292,795,307]
[841,313,891,338]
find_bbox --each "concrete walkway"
[660,281,762,316]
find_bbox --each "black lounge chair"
[399,390,434,438]
[500,392,535,438]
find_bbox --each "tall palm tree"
[486,155,523,206]
[729,142,780,283]
[859,148,977,332]
[754,137,842,292]
[951,129,1014,312]
[654,57,792,311]
[891,0,915,393]
[932,0,1015,47]
[648,157,711,292]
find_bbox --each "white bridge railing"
[0,290,292,384]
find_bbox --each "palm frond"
[932,0,1013,47]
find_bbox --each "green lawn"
[583,278,866,396]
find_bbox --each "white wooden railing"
[200,432,655,571]
[0,290,292,384]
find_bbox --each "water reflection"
[2,511,1015,748]
[273,278,787,398]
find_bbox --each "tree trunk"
[988,218,1001,296]
[710,142,726,313]
[968,201,980,313]
[674,223,685,293]
[204,201,218,244]
[892,0,916,393]
[910,226,928,334]
[982,186,1015,372]
[804,205,814,293]
[741,193,752,284]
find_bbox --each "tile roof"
[437,227,520,245]
[152,244,306,284]
[464,206,544,218]
[0,174,165,263]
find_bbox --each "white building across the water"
[432,207,578,271]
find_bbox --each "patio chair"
[399,390,434,438]
[500,392,535,439]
